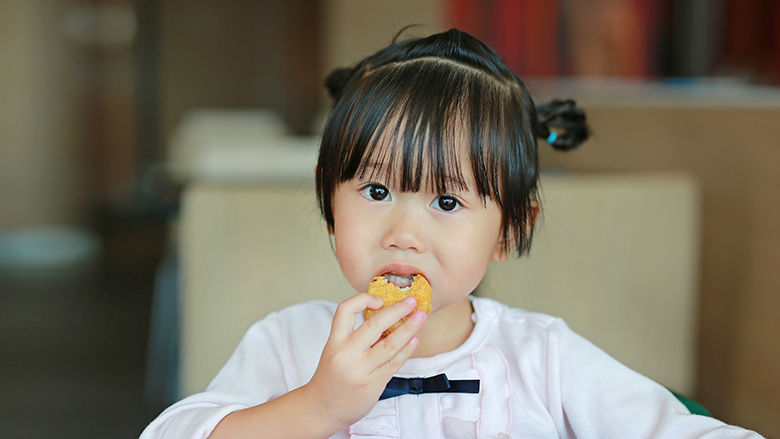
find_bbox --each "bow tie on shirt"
[379,373,480,400]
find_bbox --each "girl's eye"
[360,184,391,201]
[433,195,462,212]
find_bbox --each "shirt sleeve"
[548,318,765,439]
[139,311,291,439]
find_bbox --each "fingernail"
[403,296,417,307]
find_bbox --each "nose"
[380,202,427,253]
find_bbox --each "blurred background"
[1,0,778,437]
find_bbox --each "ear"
[527,200,541,231]
[490,200,541,263]
[491,244,508,263]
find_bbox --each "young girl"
[142,29,764,438]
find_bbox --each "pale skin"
[209,156,538,438]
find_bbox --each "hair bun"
[535,99,589,151]
[324,67,355,101]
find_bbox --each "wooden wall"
[538,100,780,436]
[0,1,82,227]
[160,0,322,138]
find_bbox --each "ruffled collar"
[397,296,496,374]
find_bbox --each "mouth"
[382,273,416,290]
[375,264,425,291]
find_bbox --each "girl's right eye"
[360,184,391,201]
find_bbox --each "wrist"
[297,382,346,436]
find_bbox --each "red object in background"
[769,1,780,83]
[722,1,764,75]
[445,0,658,77]
[772,3,780,84]
[720,0,780,83]
[448,0,779,82]
[447,0,560,76]
[448,0,484,37]
[497,0,561,76]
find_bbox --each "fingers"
[378,333,420,379]
[330,293,383,344]
[351,296,419,349]
[365,309,427,371]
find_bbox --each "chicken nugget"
[363,274,432,337]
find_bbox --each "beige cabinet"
[178,173,700,399]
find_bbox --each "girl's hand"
[302,292,427,431]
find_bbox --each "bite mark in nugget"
[363,275,432,337]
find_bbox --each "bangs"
[317,52,541,255]
[324,58,514,201]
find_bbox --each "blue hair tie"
[546,131,558,144]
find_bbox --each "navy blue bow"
[379,373,480,400]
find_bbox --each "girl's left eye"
[432,195,462,212]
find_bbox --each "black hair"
[316,28,589,256]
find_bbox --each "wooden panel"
[539,104,780,435]
[179,174,699,400]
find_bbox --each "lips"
[375,264,426,290]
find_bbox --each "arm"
[207,384,339,438]
[549,319,766,439]
[207,293,426,438]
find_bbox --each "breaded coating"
[363,275,432,336]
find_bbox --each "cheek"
[436,213,502,295]
[443,241,492,289]
[333,215,372,292]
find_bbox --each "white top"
[141,297,764,438]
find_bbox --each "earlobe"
[491,250,508,263]
[527,200,540,232]
[491,242,508,263]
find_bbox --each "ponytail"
[324,67,356,101]
[536,99,589,151]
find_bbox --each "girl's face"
[331,155,507,314]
